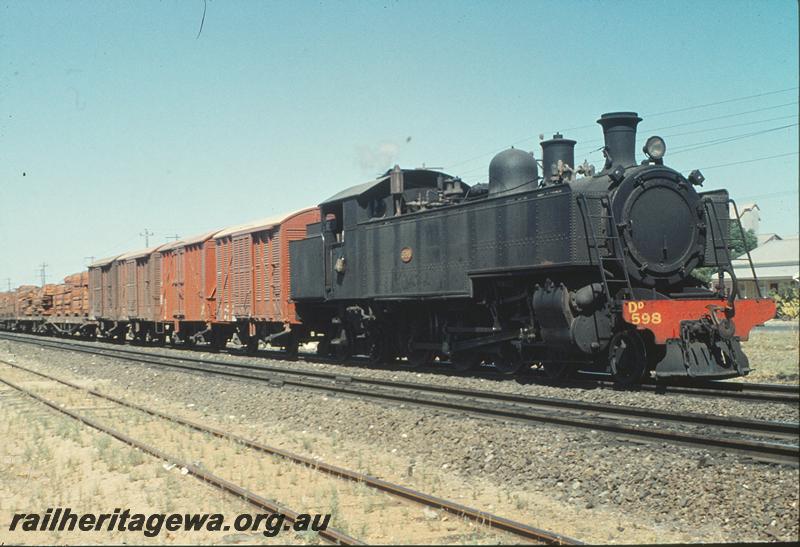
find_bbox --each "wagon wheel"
[498,343,528,376]
[406,350,434,368]
[316,336,331,357]
[609,330,647,386]
[245,336,259,356]
[284,335,299,361]
[334,341,352,362]
[450,351,482,372]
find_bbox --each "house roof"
[731,235,799,281]
[756,233,782,247]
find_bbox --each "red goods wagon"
[114,246,165,323]
[213,208,320,350]
[88,256,120,320]
[160,231,219,327]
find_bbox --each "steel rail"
[2,360,578,546]
[2,333,797,436]
[2,337,798,466]
[0,332,800,404]
[0,375,361,545]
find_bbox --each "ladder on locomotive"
[703,197,761,300]
[576,194,633,307]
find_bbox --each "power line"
[645,101,797,132]
[668,123,798,156]
[642,86,798,119]
[661,115,797,138]
[574,113,798,153]
[684,151,799,171]
[443,87,799,171]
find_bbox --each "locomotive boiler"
[290,111,776,383]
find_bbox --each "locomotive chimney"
[597,112,642,170]
[540,133,576,185]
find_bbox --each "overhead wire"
[443,87,799,171]
[667,123,798,156]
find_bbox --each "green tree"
[728,223,759,258]
[692,223,758,284]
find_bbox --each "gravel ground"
[9,334,796,424]
[0,338,797,544]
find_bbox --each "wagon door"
[232,234,252,318]
[270,228,282,320]
[216,237,233,321]
[147,253,162,321]
[174,247,185,318]
[252,232,266,318]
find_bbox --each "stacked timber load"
[41,284,58,316]
[15,285,41,317]
[0,292,13,318]
[53,284,68,316]
[64,272,89,316]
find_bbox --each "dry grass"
[740,328,799,383]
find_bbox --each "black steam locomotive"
[290,112,775,383]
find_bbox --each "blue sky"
[1,0,798,286]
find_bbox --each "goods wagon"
[214,208,320,353]
[88,256,119,321]
[159,231,219,345]
[101,246,164,342]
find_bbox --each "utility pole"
[84,256,96,265]
[5,278,11,291]
[38,263,48,286]
[165,234,180,242]
[140,228,154,247]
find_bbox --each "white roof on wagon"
[88,255,122,268]
[116,244,169,261]
[159,230,220,252]
[213,207,317,239]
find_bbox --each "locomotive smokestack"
[597,112,642,170]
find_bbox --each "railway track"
[2,330,798,404]
[1,333,798,466]
[0,360,577,545]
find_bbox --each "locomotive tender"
[0,111,776,384]
[289,111,775,382]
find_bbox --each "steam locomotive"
[289,112,775,383]
[0,111,776,384]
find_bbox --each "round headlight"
[643,136,666,160]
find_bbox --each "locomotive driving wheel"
[542,350,572,381]
[609,330,647,386]
[450,351,482,372]
[492,343,525,376]
[405,326,434,368]
[367,331,392,366]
